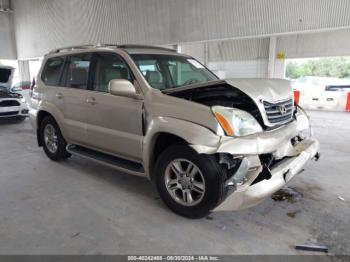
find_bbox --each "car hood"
[163,78,294,128]
[164,78,293,103]
[225,78,293,103]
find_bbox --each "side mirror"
[108,79,137,98]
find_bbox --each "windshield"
[131,54,218,90]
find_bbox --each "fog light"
[225,158,250,187]
[21,109,29,114]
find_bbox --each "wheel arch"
[143,117,221,180]
[36,110,65,147]
[147,132,187,181]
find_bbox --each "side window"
[93,53,133,92]
[167,60,207,87]
[41,57,65,86]
[135,59,165,90]
[64,53,91,89]
[138,63,157,76]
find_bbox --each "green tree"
[286,62,302,79]
[286,57,350,79]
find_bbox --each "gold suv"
[29,44,319,218]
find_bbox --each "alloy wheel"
[164,159,205,206]
[43,124,58,154]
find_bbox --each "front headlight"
[212,106,263,137]
[20,98,26,103]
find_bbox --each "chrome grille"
[263,99,294,124]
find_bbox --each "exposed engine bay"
[163,80,296,131]
[164,82,266,127]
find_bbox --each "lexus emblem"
[277,105,287,115]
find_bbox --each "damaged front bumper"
[190,116,320,212]
[213,137,319,211]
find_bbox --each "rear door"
[39,56,66,130]
[57,53,92,145]
[83,52,144,162]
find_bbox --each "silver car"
[29,44,319,218]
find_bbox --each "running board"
[67,145,145,176]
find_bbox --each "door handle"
[56,93,63,99]
[86,97,96,105]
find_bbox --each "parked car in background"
[292,76,350,92]
[0,91,29,121]
[325,84,350,92]
[11,81,31,92]
[11,80,32,102]
[29,44,319,218]
[292,76,350,111]
[0,66,15,92]
[0,66,29,121]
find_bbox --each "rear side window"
[63,53,92,89]
[41,57,65,86]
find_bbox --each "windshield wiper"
[173,80,202,89]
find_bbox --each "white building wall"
[208,38,269,62]
[208,60,268,79]
[181,43,206,64]
[182,28,350,79]
[0,0,16,59]
[276,28,350,59]
[181,38,270,79]
[8,0,350,82]
[11,0,350,59]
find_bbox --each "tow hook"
[312,152,320,161]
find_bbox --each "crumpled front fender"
[143,116,221,179]
[217,120,300,157]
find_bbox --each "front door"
[84,52,144,162]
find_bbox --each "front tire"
[40,116,71,161]
[155,145,227,219]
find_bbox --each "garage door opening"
[286,57,350,111]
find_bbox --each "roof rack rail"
[49,44,95,54]
[48,43,176,54]
[118,44,176,52]
[48,43,120,54]
[96,43,119,47]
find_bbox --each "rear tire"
[39,116,71,161]
[155,145,228,219]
